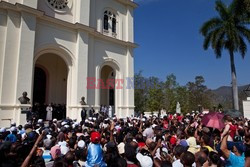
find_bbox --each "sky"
[133,0,250,89]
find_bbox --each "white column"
[1,10,20,105]
[15,12,36,104]
[126,6,134,43]
[69,31,89,120]
[74,0,90,25]
[76,31,89,104]
[87,37,96,106]
[0,9,7,103]
[125,47,134,117]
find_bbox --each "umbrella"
[201,112,225,129]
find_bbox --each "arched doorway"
[33,67,47,105]
[100,65,115,115]
[33,53,68,120]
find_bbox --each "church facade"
[0,0,137,127]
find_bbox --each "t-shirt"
[226,152,245,167]
[163,120,168,129]
[203,145,214,152]
[138,142,145,148]
[86,143,107,167]
[186,137,199,154]
[143,127,154,139]
[170,136,177,145]
[42,150,52,163]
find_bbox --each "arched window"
[103,10,117,35]
[104,11,109,30]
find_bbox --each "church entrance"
[33,53,67,120]
[33,67,47,105]
[100,65,115,116]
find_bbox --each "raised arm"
[21,131,45,167]
[220,134,230,158]
[221,124,230,139]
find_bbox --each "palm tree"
[200,0,250,111]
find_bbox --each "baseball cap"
[118,142,125,154]
[50,145,61,160]
[90,131,101,143]
[227,141,246,154]
[38,119,43,123]
[0,127,6,133]
[77,140,85,148]
[136,152,153,167]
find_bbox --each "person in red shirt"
[135,133,145,148]
[163,116,169,129]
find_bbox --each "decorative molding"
[117,106,135,108]
[0,104,32,108]
[0,1,138,48]
[115,0,138,8]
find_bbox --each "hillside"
[211,84,249,111]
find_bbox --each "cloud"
[134,0,160,4]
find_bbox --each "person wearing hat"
[220,134,245,167]
[86,131,106,167]
[5,127,17,143]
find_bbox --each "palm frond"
[214,39,223,58]
[237,25,250,42]
[203,31,213,50]
[214,30,225,58]
[215,0,229,20]
[211,28,224,49]
[200,17,222,36]
[238,35,247,58]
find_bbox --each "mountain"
[210,84,249,111]
[212,85,249,98]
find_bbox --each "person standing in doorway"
[108,106,112,118]
[46,103,53,121]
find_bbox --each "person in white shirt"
[143,121,154,139]
[46,104,53,121]
[108,105,112,118]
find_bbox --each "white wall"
[243,98,250,119]
[35,21,77,57]
[37,0,75,23]
[36,53,67,104]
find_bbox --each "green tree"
[134,71,148,114]
[163,74,179,112]
[175,86,189,114]
[186,76,212,111]
[146,77,164,112]
[200,0,250,111]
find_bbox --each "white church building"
[0,0,137,127]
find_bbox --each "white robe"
[108,106,112,118]
[46,106,53,121]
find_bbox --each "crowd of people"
[0,111,249,167]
